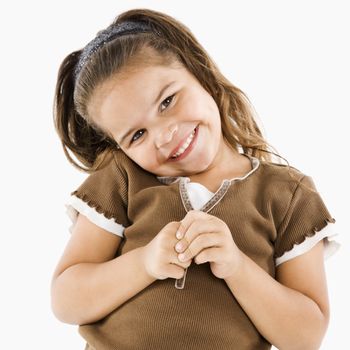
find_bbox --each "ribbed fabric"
[65,195,125,236]
[274,175,336,257]
[70,150,335,350]
[71,153,129,229]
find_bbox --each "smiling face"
[88,54,238,178]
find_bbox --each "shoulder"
[92,149,148,180]
[70,150,135,199]
[255,158,328,220]
[257,159,307,192]
[251,159,313,219]
[111,150,152,177]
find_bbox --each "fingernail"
[175,242,183,252]
[176,231,182,239]
[178,253,185,261]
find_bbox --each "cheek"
[191,91,219,119]
[183,95,203,118]
[180,91,202,116]
[207,94,220,116]
[126,149,157,169]
[125,150,144,163]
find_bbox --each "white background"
[1,0,348,349]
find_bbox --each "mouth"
[168,126,198,162]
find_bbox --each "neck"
[188,139,249,190]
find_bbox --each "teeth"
[171,129,195,158]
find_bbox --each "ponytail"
[53,50,117,173]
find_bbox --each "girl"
[51,8,339,350]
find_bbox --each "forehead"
[88,61,187,131]
[104,62,182,98]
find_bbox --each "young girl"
[51,8,340,350]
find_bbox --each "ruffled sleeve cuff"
[65,195,125,237]
[275,222,340,267]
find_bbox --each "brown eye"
[160,94,175,112]
[131,129,145,143]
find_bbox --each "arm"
[51,214,156,325]
[224,240,329,350]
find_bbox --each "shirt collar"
[156,153,260,185]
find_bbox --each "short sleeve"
[274,175,338,262]
[64,152,129,237]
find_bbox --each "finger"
[165,263,188,280]
[164,221,181,237]
[178,232,221,262]
[176,210,208,239]
[171,256,193,270]
[172,241,193,267]
[175,237,186,253]
[176,218,222,253]
[194,247,222,265]
[171,250,193,269]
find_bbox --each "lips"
[168,126,198,161]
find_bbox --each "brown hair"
[53,8,295,179]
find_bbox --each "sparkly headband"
[74,21,153,81]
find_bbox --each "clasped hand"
[175,210,243,280]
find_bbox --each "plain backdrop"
[0,0,348,349]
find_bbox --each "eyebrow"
[118,81,176,146]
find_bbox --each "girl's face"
[88,59,233,178]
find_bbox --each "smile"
[168,126,198,162]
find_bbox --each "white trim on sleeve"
[275,222,340,267]
[64,195,125,237]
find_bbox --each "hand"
[142,221,192,280]
[175,210,243,279]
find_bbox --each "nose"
[155,124,178,149]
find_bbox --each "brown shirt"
[70,150,335,350]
